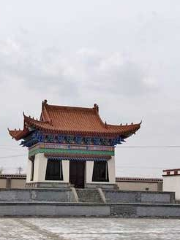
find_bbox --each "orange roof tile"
[8,100,141,140]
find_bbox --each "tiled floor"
[0,218,180,240]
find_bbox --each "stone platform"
[0,188,179,218]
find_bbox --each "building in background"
[0,174,26,189]
[0,174,163,192]
[163,168,180,200]
[116,177,163,192]
[8,100,140,188]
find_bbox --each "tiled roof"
[9,100,141,140]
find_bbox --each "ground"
[0,218,180,240]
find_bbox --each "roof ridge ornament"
[42,99,48,108]
[94,103,99,112]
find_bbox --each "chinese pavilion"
[8,100,141,188]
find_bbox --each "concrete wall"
[110,203,180,218]
[0,202,180,218]
[103,190,175,204]
[0,188,178,218]
[10,179,26,189]
[163,175,180,200]
[0,179,7,188]
[0,188,174,204]
[0,178,26,189]
[0,189,76,202]
[0,203,110,217]
[117,181,162,192]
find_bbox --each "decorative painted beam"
[22,131,125,148]
[29,147,114,158]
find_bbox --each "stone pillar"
[35,153,48,182]
[86,161,94,184]
[108,156,116,184]
[62,160,69,183]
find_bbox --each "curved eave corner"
[8,128,30,141]
[108,120,142,138]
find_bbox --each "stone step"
[76,189,103,203]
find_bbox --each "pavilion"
[8,100,141,188]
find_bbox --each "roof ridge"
[107,122,140,126]
[46,103,96,112]
[24,114,50,125]
[41,102,52,124]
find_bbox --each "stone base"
[0,202,180,218]
[26,182,70,188]
[85,183,117,189]
[103,189,175,204]
[26,182,118,189]
[0,188,178,218]
[0,188,76,202]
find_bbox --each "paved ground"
[0,218,180,240]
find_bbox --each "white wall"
[108,156,115,184]
[163,176,180,200]
[85,157,115,185]
[86,161,94,183]
[35,153,47,182]
[27,154,115,185]
[62,160,69,183]
[27,153,70,183]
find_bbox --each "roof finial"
[94,103,99,112]
[42,99,48,107]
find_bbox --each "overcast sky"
[0,0,180,177]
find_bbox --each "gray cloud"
[0,41,156,101]
[1,0,180,177]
